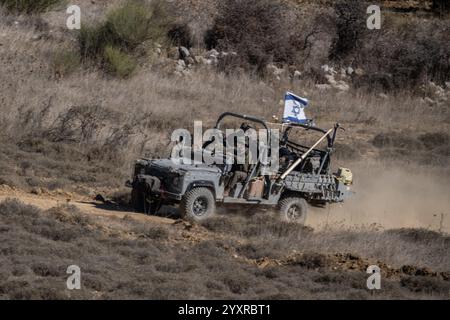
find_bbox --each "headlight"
[173,176,181,187]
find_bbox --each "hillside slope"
[0,0,449,300]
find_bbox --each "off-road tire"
[278,197,308,225]
[131,187,145,213]
[180,187,215,222]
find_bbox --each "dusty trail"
[0,185,174,225]
[1,163,449,233]
[308,163,450,233]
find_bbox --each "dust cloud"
[308,161,450,233]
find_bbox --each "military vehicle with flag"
[127,93,353,224]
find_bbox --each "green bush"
[0,0,61,13]
[105,2,153,51]
[79,0,172,59]
[78,0,172,78]
[103,46,137,78]
[79,24,110,60]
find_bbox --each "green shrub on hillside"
[0,0,61,13]
[78,0,172,77]
[103,46,137,78]
[105,2,153,51]
[79,0,172,59]
[79,24,111,60]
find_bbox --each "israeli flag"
[282,91,309,124]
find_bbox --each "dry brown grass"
[0,199,448,300]
[0,14,448,191]
[0,0,449,300]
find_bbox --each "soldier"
[225,123,253,196]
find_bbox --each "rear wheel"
[278,197,308,225]
[180,188,215,222]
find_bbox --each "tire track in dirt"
[0,184,174,225]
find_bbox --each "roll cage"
[280,122,340,175]
[215,112,340,175]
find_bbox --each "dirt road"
[0,184,174,225]
[1,161,449,234]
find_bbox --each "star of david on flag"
[282,91,309,125]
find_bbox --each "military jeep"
[127,112,352,224]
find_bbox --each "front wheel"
[180,188,216,222]
[278,197,308,225]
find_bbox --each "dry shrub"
[0,0,60,14]
[167,23,193,48]
[103,46,137,78]
[201,213,311,239]
[313,272,348,284]
[132,224,169,240]
[357,17,450,90]
[400,276,450,294]
[51,50,81,78]
[205,0,300,74]
[329,0,367,61]
[31,263,60,277]
[372,132,422,150]
[372,131,450,165]
[418,132,450,150]
[386,229,450,246]
[0,199,88,242]
[432,0,450,14]
[0,198,40,219]
[325,1,450,90]
[6,135,126,190]
[46,205,92,227]
[220,271,251,294]
[45,105,117,144]
[294,252,330,269]
[236,242,284,260]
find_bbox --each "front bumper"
[129,174,183,201]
